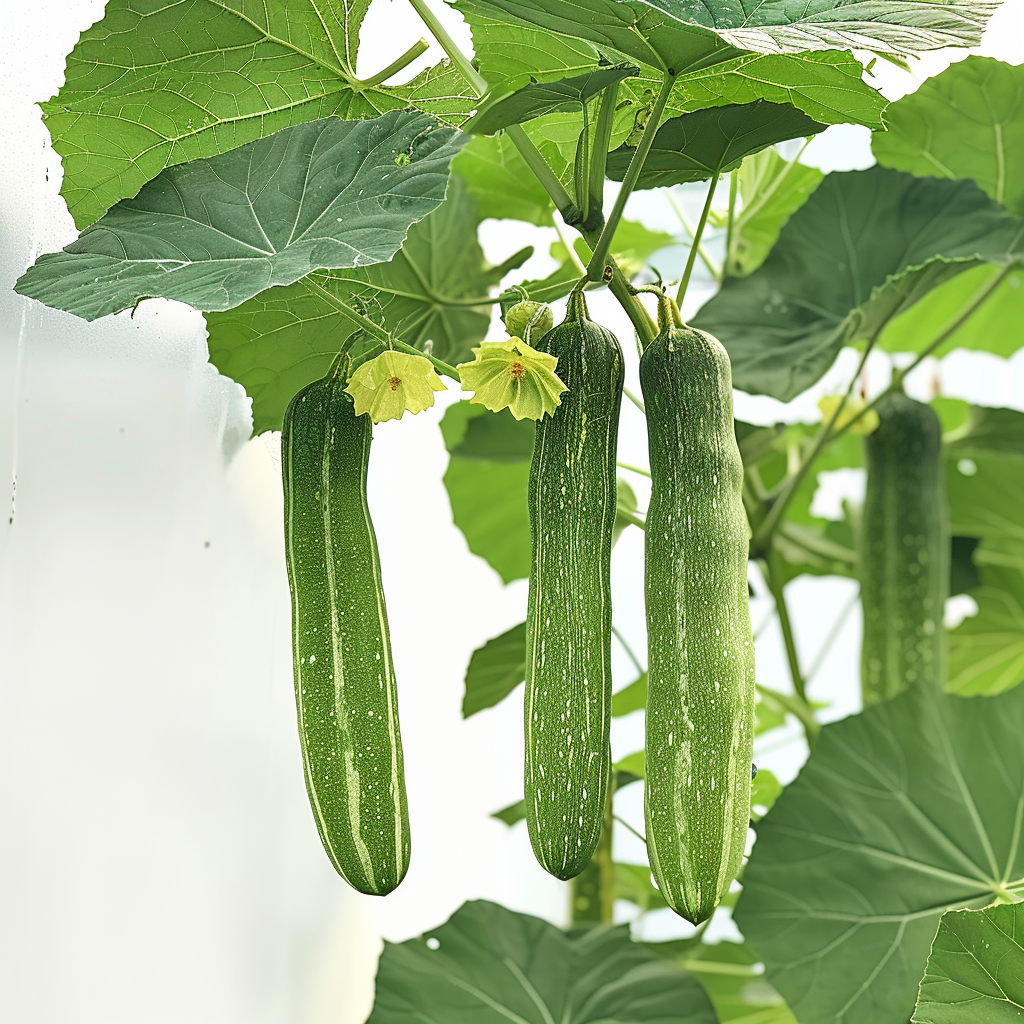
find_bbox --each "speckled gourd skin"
[282,368,410,896]
[860,391,948,707]
[640,324,755,924]
[525,291,624,880]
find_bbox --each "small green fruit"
[505,300,554,341]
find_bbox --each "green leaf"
[454,132,557,226]
[947,576,1024,696]
[913,904,1024,1023]
[43,0,474,228]
[947,405,1024,457]
[693,166,1024,402]
[612,674,648,716]
[615,863,669,913]
[491,799,527,826]
[207,175,526,432]
[615,750,646,778]
[727,148,824,277]
[749,767,783,822]
[468,63,640,135]
[441,403,534,582]
[642,0,997,55]
[736,684,1024,1024]
[462,621,526,717]
[875,264,1024,361]
[682,942,798,1024]
[16,112,465,322]
[948,452,1024,546]
[606,100,825,189]
[874,56,1024,216]
[366,899,718,1024]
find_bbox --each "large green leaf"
[642,0,997,55]
[948,451,1024,545]
[441,402,534,582]
[605,100,824,189]
[913,904,1024,1023]
[876,263,1024,360]
[17,112,465,322]
[462,621,526,717]
[947,405,1024,456]
[468,63,640,134]
[366,899,718,1024]
[693,166,1024,402]
[874,56,1024,216]
[947,572,1024,696]
[207,175,528,432]
[458,0,887,128]
[736,684,1024,1024]
[43,0,473,229]
[454,132,557,225]
[726,148,824,277]
[683,942,798,1024]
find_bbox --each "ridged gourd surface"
[640,325,755,925]
[860,390,948,706]
[525,296,624,879]
[282,372,409,896]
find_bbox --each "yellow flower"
[456,338,567,421]
[344,350,446,423]
[818,394,880,436]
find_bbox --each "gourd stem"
[302,278,391,344]
[622,385,646,415]
[405,0,486,94]
[354,39,429,88]
[676,172,719,306]
[587,72,675,282]
[506,125,579,218]
[587,81,620,225]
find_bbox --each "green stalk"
[354,39,429,88]
[586,72,675,282]
[676,172,719,306]
[724,169,738,274]
[763,550,808,705]
[665,190,719,281]
[390,338,461,381]
[573,100,591,225]
[585,80,621,231]
[405,0,486,93]
[616,460,651,478]
[506,124,578,218]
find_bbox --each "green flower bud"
[504,300,554,342]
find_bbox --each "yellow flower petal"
[345,350,446,423]
[456,338,567,421]
[818,394,880,436]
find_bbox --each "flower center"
[509,361,525,380]
[388,376,402,391]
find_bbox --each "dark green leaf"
[17,112,465,322]
[949,536,981,596]
[948,451,1024,545]
[442,403,534,582]
[42,0,474,228]
[468,63,639,135]
[736,684,1024,1024]
[463,621,526,718]
[693,167,1024,402]
[615,863,668,912]
[491,799,526,825]
[207,175,524,432]
[607,101,825,189]
[726,148,824,277]
[682,942,798,1024]
[874,56,1024,216]
[366,899,718,1024]
[913,904,1024,1023]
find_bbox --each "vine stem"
[587,72,675,282]
[762,549,811,719]
[622,385,646,414]
[676,172,719,306]
[613,814,647,846]
[617,460,651,478]
[406,0,486,93]
[612,625,646,675]
[665,190,719,281]
[355,39,429,88]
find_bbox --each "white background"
[2,2,1023,1022]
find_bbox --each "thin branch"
[613,814,647,846]
[612,625,646,676]
[762,550,808,707]
[616,460,651,478]
[354,38,429,88]
[586,72,675,281]
[622,385,646,414]
[405,0,486,93]
[666,190,719,281]
[587,81,620,227]
[806,589,859,683]
[676,172,720,306]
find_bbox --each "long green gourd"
[640,296,755,925]
[282,362,410,896]
[525,289,624,879]
[860,390,948,706]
